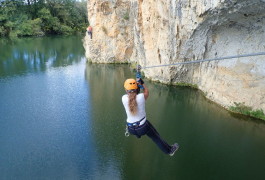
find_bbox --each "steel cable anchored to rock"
[142,51,265,69]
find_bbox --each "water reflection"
[85,63,265,180]
[0,36,84,78]
[0,58,97,179]
[85,63,131,179]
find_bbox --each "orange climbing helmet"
[124,78,138,90]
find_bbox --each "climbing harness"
[127,116,146,127]
[125,117,146,137]
[142,51,265,69]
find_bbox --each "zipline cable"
[143,51,265,69]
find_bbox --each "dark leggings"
[87,31,92,39]
[128,120,172,154]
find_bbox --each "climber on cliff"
[87,25,92,39]
[122,76,179,156]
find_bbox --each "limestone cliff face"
[84,0,134,63]
[84,0,265,112]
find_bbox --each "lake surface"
[1,36,265,180]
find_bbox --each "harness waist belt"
[127,117,146,127]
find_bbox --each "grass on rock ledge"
[229,102,265,121]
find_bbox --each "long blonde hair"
[128,91,137,115]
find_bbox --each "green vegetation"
[102,26,108,34]
[172,82,198,89]
[229,102,265,120]
[0,0,88,38]
[123,11,129,20]
[86,58,93,63]
[130,62,137,70]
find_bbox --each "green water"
[1,36,265,180]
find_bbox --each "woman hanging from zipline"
[122,76,179,156]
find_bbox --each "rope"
[143,51,265,69]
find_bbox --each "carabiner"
[125,126,129,137]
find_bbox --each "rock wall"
[84,0,265,112]
[84,0,134,63]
